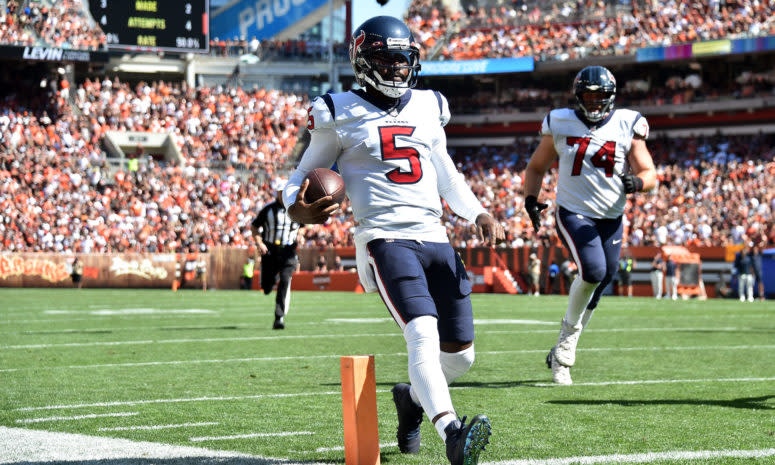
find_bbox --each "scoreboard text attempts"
[89,0,209,53]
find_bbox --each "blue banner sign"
[420,57,534,76]
[211,0,327,41]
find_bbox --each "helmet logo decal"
[350,30,365,63]
[387,37,410,47]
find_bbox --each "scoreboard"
[89,0,209,53]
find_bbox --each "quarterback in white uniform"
[523,66,657,385]
[283,16,501,465]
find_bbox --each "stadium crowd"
[444,134,775,251]
[444,69,775,114]
[438,0,775,61]
[2,83,774,254]
[72,77,308,173]
[1,0,105,50]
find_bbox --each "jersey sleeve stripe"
[433,90,444,116]
[321,93,336,120]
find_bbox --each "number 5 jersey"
[543,108,650,219]
[284,89,486,245]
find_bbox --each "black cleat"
[546,346,555,369]
[391,383,423,453]
[272,318,285,330]
[445,414,491,465]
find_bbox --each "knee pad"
[403,316,455,420]
[404,315,440,369]
[440,345,475,385]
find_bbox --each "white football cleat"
[554,319,582,367]
[551,353,573,385]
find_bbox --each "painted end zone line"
[0,426,319,465]
[486,447,775,465]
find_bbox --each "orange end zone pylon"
[340,355,380,465]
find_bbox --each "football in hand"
[303,168,346,204]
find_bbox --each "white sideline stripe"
[15,412,139,423]
[190,431,314,442]
[4,344,775,373]
[0,326,758,350]
[0,426,316,464]
[485,447,775,464]
[99,422,219,431]
[16,375,775,412]
[530,376,775,387]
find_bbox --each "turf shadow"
[546,394,775,410]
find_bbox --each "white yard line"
[484,448,775,464]
[15,412,139,424]
[1,333,401,349]
[0,326,759,350]
[15,374,775,412]
[44,309,218,315]
[3,344,775,373]
[14,391,346,411]
[189,432,314,442]
[99,422,219,431]
[2,314,226,323]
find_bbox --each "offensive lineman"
[523,66,657,385]
[283,16,502,465]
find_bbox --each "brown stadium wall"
[0,246,732,295]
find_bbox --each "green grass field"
[1,288,774,464]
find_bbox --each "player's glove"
[621,174,644,194]
[524,195,548,233]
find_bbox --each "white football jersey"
[284,89,485,244]
[542,108,649,219]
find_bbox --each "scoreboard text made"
[89,0,209,53]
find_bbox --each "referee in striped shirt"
[252,180,301,329]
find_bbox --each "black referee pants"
[261,246,297,319]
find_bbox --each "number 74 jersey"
[542,107,649,219]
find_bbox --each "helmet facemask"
[576,90,615,122]
[352,36,420,98]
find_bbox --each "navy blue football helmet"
[349,16,421,98]
[573,66,616,122]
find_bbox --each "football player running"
[523,66,656,385]
[283,15,502,465]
